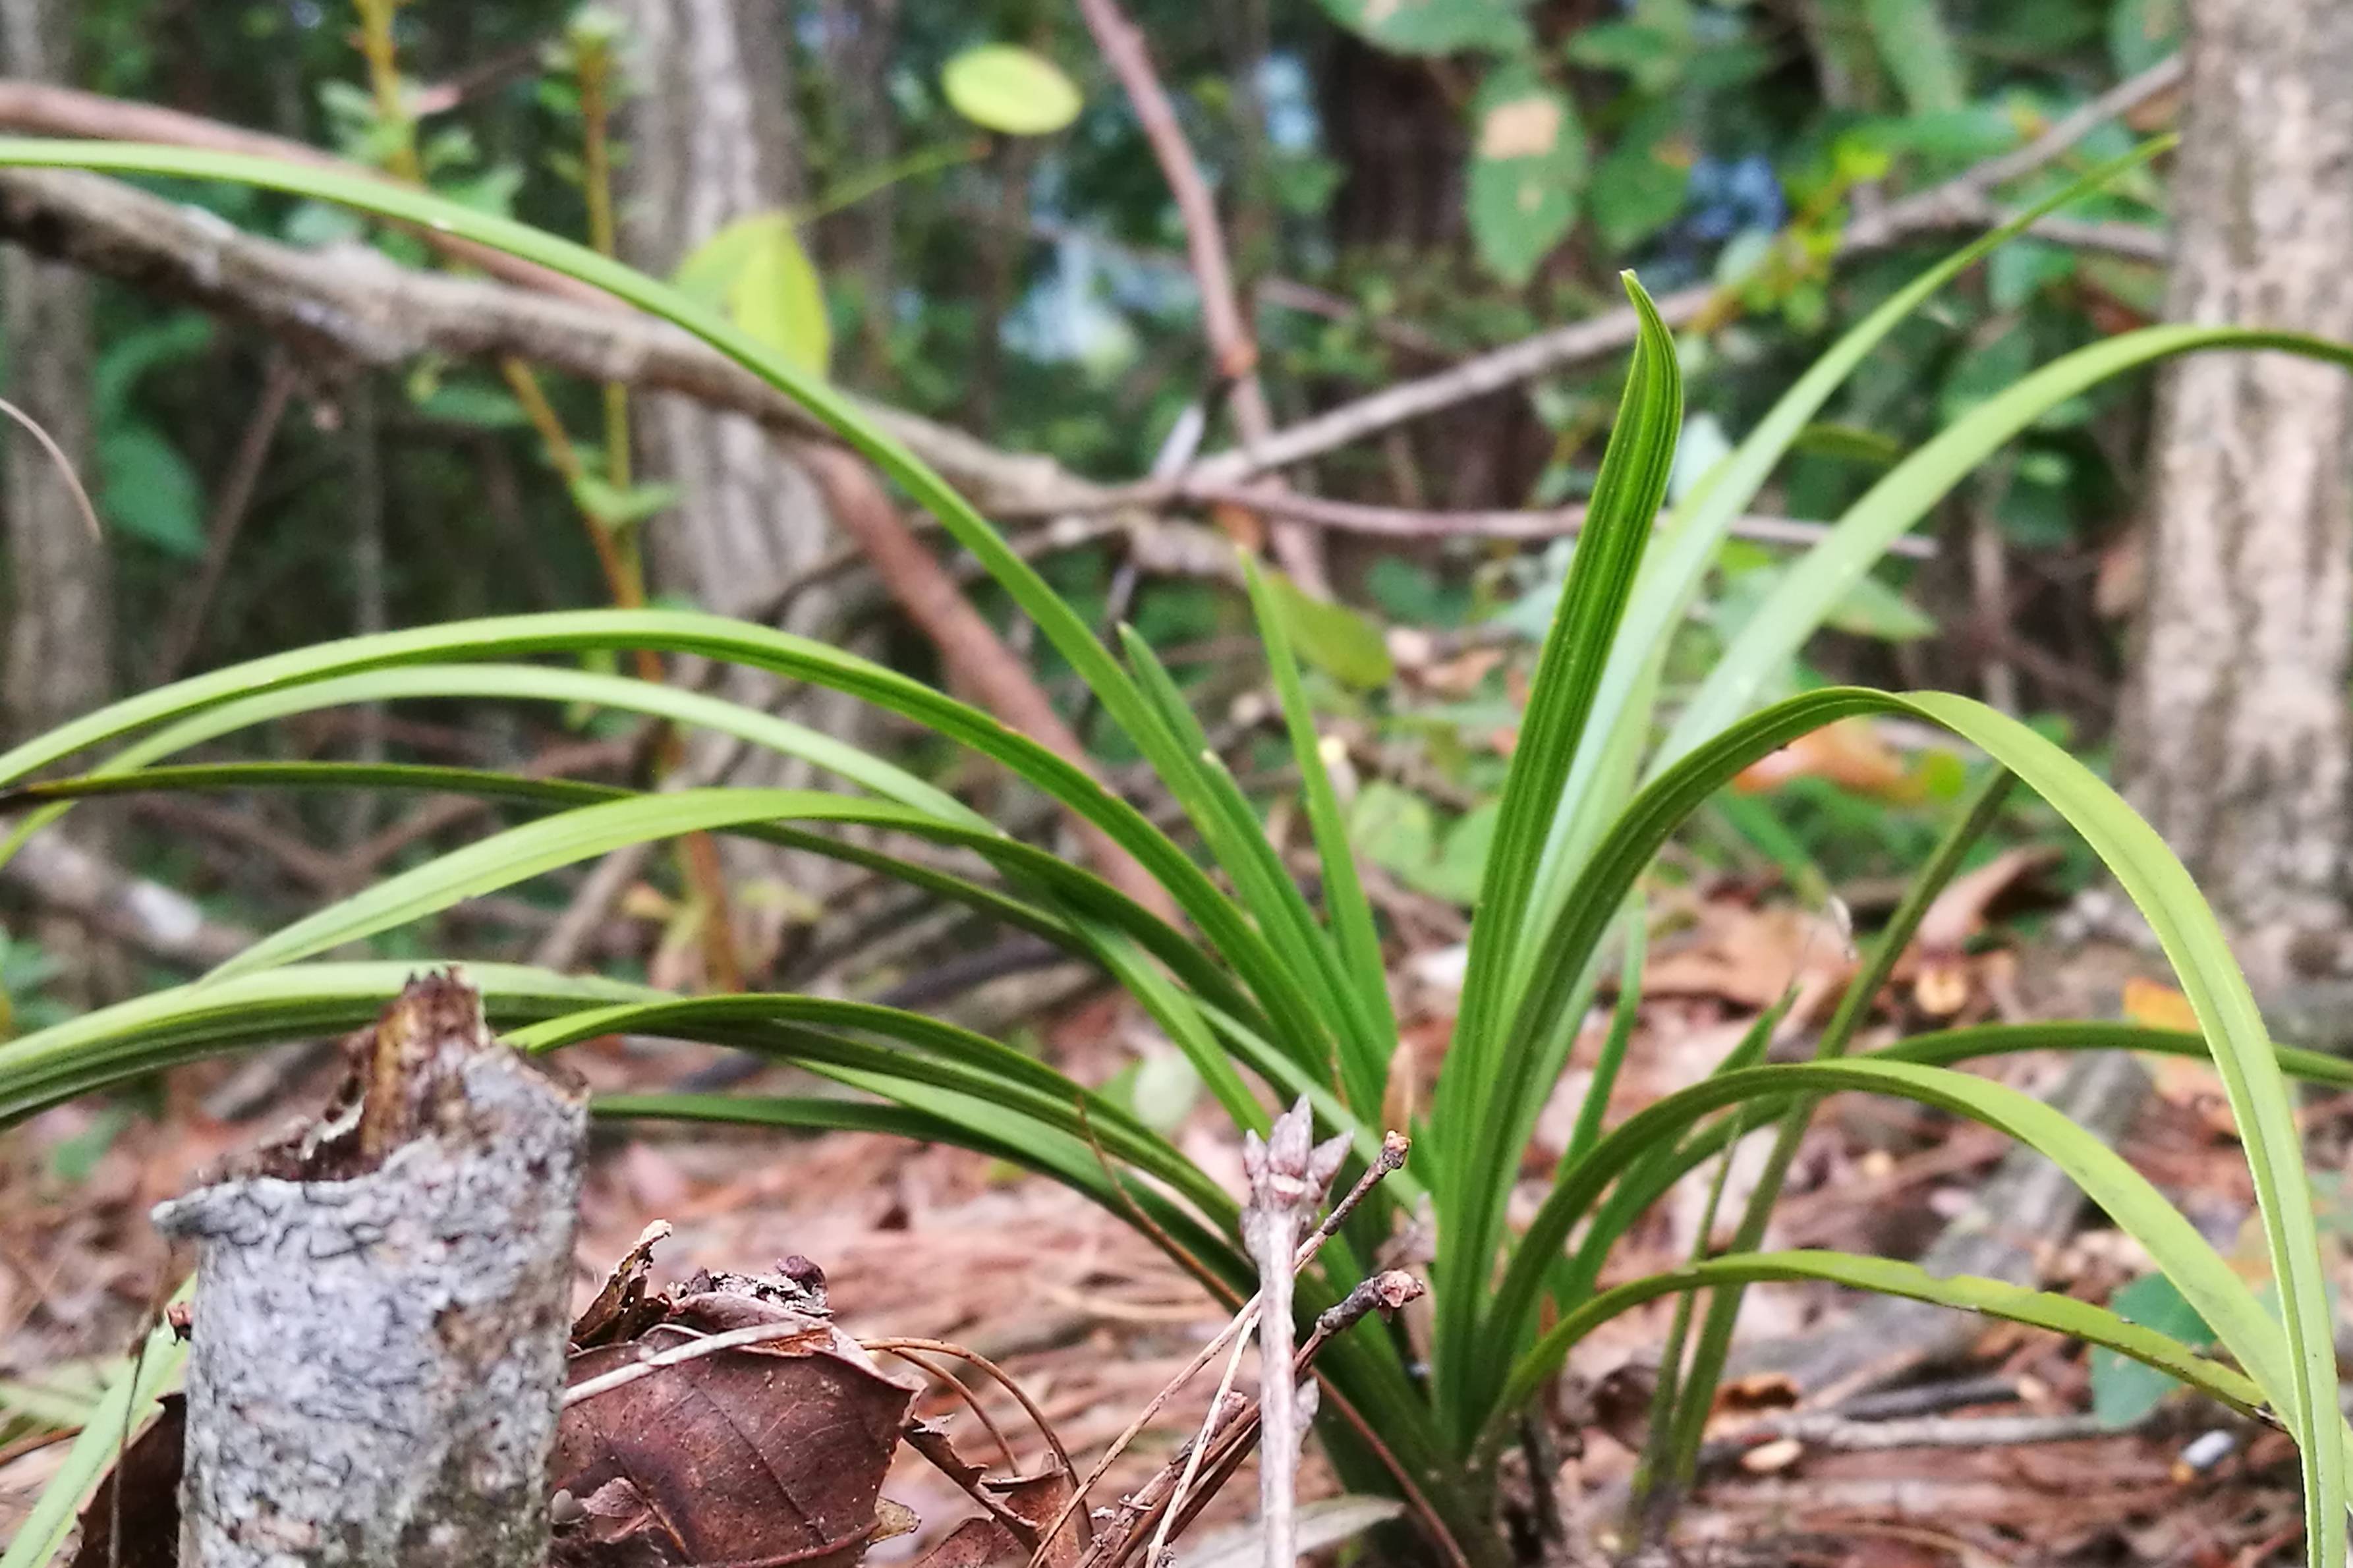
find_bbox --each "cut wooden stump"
[151,972,586,1568]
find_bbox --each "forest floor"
[0,876,2331,1567]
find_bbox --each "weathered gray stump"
[153,973,585,1568]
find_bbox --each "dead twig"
[559,1318,826,1407]
[1165,482,1939,559]
[1071,0,1330,594]
[1027,1130,1411,1568]
[1237,1099,1349,1568]
[1078,1270,1427,1568]
[859,1335,1083,1511]
[151,354,298,683]
[1179,55,2184,488]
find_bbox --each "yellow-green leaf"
[674,213,829,378]
[1263,570,1394,689]
[942,45,1082,137]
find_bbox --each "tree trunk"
[616,0,859,976]
[2116,0,2353,995]
[0,0,105,742]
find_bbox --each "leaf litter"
[0,899,2342,1566]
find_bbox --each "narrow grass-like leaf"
[1558,897,1645,1171]
[1666,325,2353,766]
[202,787,1276,1140]
[598,1090,1251,1294]
[0,607,1310,1063]
[1484,1249,2267,1464]
[1117,625,1362,1084]
[1483,685,2331,1541]
[1655,766,2018,1492]
[509,994,1233,1221]
[1244,555,1396,1113]
[0,962,656,1125]
[0,139,1177,808]
[103,661,980,821]
[1876,1021,2353,1087]
[3,760,1257,1030]
[1498,1057,2297,1440]
[1514,142,2174,981]
[1429,276,1680,1430]
[0,1283,190,1568]
[206,788,964,980]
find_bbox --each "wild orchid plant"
[3,136,2350,1568]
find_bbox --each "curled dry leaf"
[552,1260,921,1568]
[901,1469,1083,1568]
[571,1219,676,1351]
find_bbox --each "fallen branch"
[1167,482,1939,558]
[0,826,254,968]
[0,164,1103,523]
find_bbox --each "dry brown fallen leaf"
[552,1260,922,1568]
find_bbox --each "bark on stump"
[152,974,586,1568]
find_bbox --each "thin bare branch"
[153,354,298,682]
[1071,0,1326,592]
[1183,55,2183,486]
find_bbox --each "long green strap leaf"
[0,140,1168,801]
[1429,276,1680,1428]
[0,963,658,1125]
[1502,1058,2296,1439]
[509,994,1233,1222]
[1657,767,2018,1485]
[0,1283,190,1568]
[1485,1248,2267,1464]
[1514,140,2174,990]
[0,607,1315,1069]
[1243,556,1396,1115]
[1666,324,2353,766]
[4,760,1256,1032]
[1487,686,2339,1553]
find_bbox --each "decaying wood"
[151,973,586,1568]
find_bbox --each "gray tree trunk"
[2117,0,2353,995]
[0,0,105,741]
[616,0,861,966]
